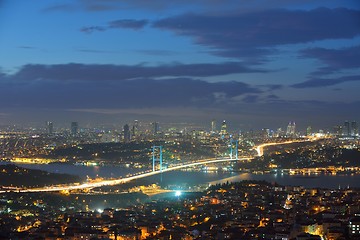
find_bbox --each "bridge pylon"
[152,146,163,172]
[229,138,238,160]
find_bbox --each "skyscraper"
[306,126,312,136]
[262,128,270,138]
[286,122,296,137]
[133,120,139,137]
[123,124,130,142]
[46,121,53,135]
[71,122,78,136]
[211,119,216,133]
[220,120,227,136]
[333,125,343,136]
[351,121,358,136]
[344,121,350,136]
[153,122,159,135]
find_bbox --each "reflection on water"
[1,162,360,189]
[208,172,360,189]
[135,170,360,189]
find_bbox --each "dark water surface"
[3,162,360,189]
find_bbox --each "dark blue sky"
[0,0,359,130]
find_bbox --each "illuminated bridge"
[0,139,313,193]
[1,157,251,193]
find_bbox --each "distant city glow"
[175,190,182,197]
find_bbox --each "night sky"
[0,0,359,130]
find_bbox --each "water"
[208,172,360,189]
[0,162,136,179]
[143,171,360,189]
[2,162,360,189]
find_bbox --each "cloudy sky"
[0,0,359,130]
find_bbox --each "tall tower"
[71,122,78,136]
[306,126,312,136]
[291,122,296,135]
[333,125,343,136]
[46,121,53,135]
[211,119,216,133]
[351,121,358,136]
[286,122,292,136]
[132,120,139,138]
[123,124,130,142]
[286,122,296,137]
[344,121,350,136]
[153,122,159,135]
[220,120,227,136]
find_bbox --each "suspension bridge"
[0,139,303,193]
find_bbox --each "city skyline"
[0,0,359,128]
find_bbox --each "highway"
[255,141,298,156]
[254,138,314,156]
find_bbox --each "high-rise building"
[123,124,130,142]
[134,120,139,132]
[152,122,159,135]
[71,122,78,136]
[220,120,227,136]
[291,122,296,135]
[275,128,283,137]
[46,121,53,135]
[344,121,350,136]
[211,119,216,133]
[286,122,296,137]
[262,128,270,138]
[132,120,139,137]
[351,121,358,136]
[333,125,343,136]
[306,126,312,136]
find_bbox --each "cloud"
[0,62,267,110]
[73,0,360,12]
[261,84,283,90]
[2,62,267,82]
[0,72,261,109]
[42,4,77,12]
[301,45,360,75]
[1,63,358,128]
[18,46,37,50]
[266,94,279,99]
[76,0,240,12]
[108,19,148,30]
[291,75,360,88]
[136,50,178,56]
[153,8,360,60]
[80,26,106,34]
[81,18,148,33]
[242,95,259,103]
[76,48,117,54]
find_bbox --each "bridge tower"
[229,138,238,160]
[152,146,163,172]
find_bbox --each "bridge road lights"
[229,138,238,160]
[152,146,163,172]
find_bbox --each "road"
[254,138,316,156]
